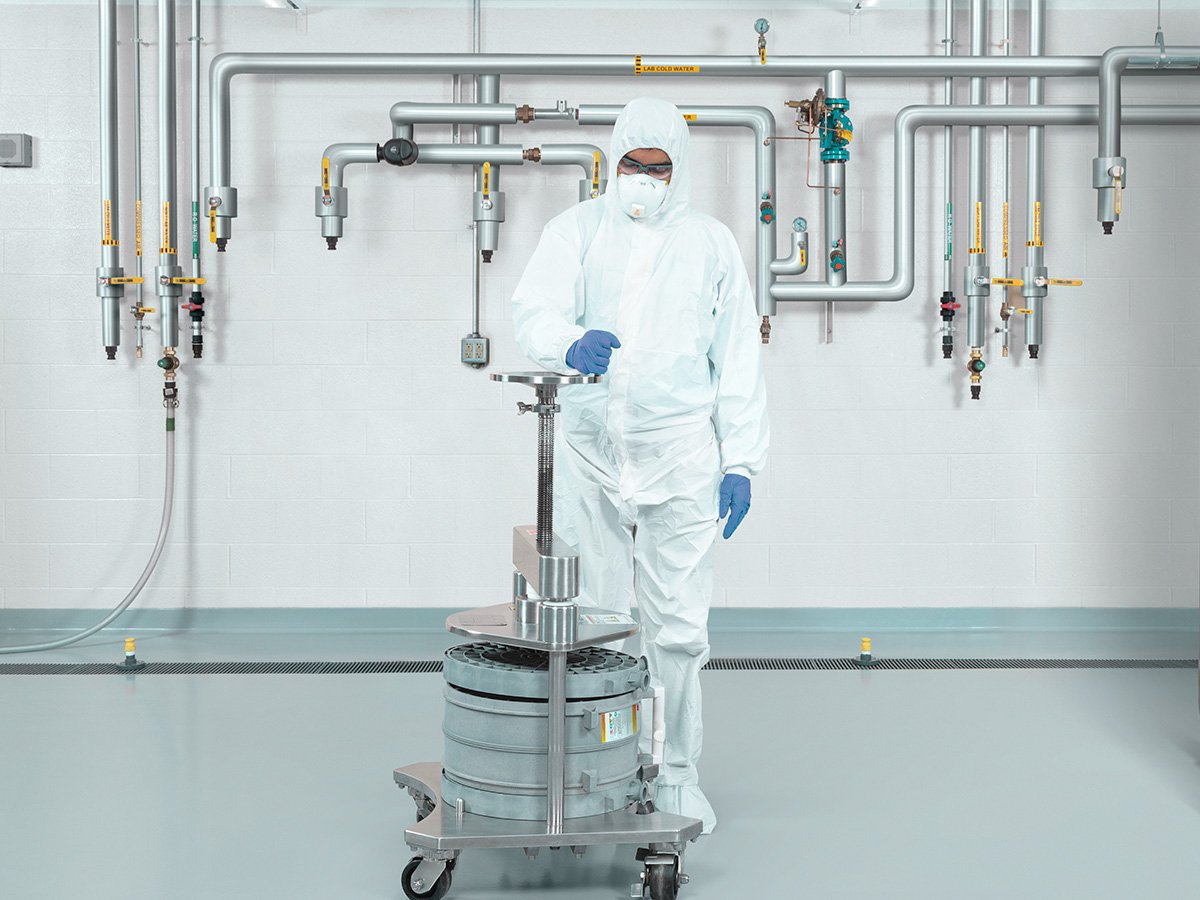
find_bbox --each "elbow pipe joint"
[1092,155,1126,232]
[770,227,809,276]
[204,185,238,251]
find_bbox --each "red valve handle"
[181,303,203,311]
[940,302,961,310]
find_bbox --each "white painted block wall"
[0,1,1197,611]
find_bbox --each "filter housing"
[441,642,649,821]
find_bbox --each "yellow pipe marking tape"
[682,114,698,121]
[634,55,700,75]
[591,152,601,199]
[322,156,330,195]
[135,199,143,256]
[1033,200,1042,245]
[209,206,217,244]
[103,199,112,243]
[482,161,491,197]
[160,201,174,254]
[1002,201,1009,259]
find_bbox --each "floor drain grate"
[0,658,1193,676]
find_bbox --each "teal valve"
[820,98,853,163]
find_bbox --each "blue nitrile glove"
[566,330,622,375]
[719,474,751,539]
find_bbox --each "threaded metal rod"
[536,388,555,550]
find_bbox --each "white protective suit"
[511,97,769,833]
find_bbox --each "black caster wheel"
[644,860,679,900]
[402,856,452,900]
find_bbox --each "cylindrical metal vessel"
[440,642,648,821]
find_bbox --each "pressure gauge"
[792,217,808,232]
[754,18,770,35]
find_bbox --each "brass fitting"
[516,104,535,124]
[522,148,542,163]
[760,315,772,344]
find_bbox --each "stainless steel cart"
[394,372,702,900]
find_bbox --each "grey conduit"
[770,104,1200,306]
[96,0,124,359]
[1095,44,1200,230]
[208,50,1128,248]
[0,423,177,655]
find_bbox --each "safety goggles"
[617,155,673,181]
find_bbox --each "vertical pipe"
[133,0,144,318]
[546,649,566,834]
[1023,0,1047,357]
[187,0,205,358]
[157,0,181,350]
[966,0,988,353]
[97,0,123,359]
[1001,0,1010,281]
[824,69,846,342]
[942,0,954,296]
[476,73,501,263]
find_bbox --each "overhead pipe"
[157,0,181,350]
[770,104,1200,309]
[314,140,607,247]
[206,50,1136,250]
[965,0,990,400]
[1094,44,1200,233]
[577,104,777,323]
[1022,0,1048,359]
[96,0,124,360]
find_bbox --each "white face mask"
[615,172,668,219]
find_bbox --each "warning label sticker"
[600,706,638,744]
[580,613,636,625]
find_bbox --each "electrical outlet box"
[461,334,490,367]
[0,134,32,167]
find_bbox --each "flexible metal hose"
[0,421,176,655]
[536,405,554,550]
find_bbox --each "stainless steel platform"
[446,604,638,652]
[395,762,702,852]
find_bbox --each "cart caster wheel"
[644,860,679,900]
[402,857,452,900]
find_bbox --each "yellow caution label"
[1114,176,1123,216]
[1002,201,1009,259]
[160,201,172,254]
[209,206,216,244]
[103,199,112,243]
[135,199,143,257]
[633,55,699,75]
[1047,278,1083,287]
[1033,200,1042,246]
[322,156,330,195]
[172,277,206,285]
[682,114,698,121]
[972,200,983,252]
[799,248,807,268]
[482,161,491,198]
[105,277,144,285]
[992,277,1023,286]
[591,151,601,199]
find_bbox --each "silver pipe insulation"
[966,0,989,353]
[132,0,145,320]
[1023,0,1047,355]
[475,74,502,269]
[823,69,847,343]
[392,101,518,135]
[769,104,1200,307]
[1095,44,1200,231]
[96,0,123,359]
[205,50,1138,248]
[577,104,777,318]
[188,0,204,358]
[157,0,181,350]
[942,0,954,297]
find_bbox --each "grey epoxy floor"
[2,628,1200,899]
